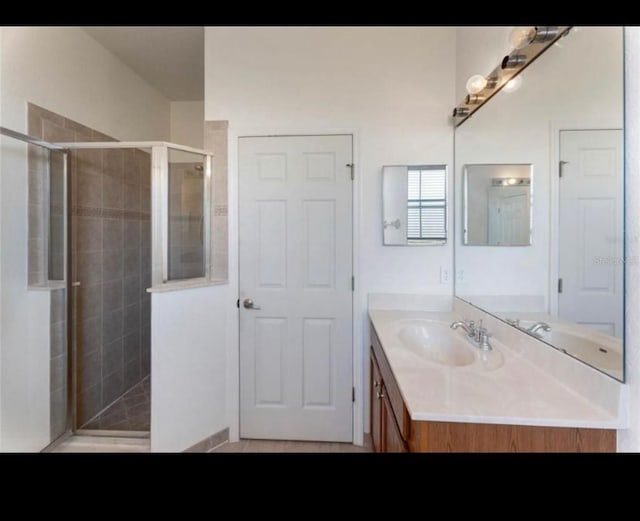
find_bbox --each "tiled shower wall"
[27,103,151,432]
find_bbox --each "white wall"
[0,27,171,451]
[454,27,623,304]
[205,27,456,440]
[619,27,640,452]
[170,101,204,149]
[151,286,227,452]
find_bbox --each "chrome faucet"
[451,319,493,351]
[527,322,551,336]
[450,319,476,338]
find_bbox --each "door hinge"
[558,278,563,293]
[559,160,568,178]
[351,276,355,291]
[352,387,355,402]
[236,298,240,308]
[346,163,354,180]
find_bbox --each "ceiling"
[84,27,204,101]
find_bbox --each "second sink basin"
[397,321,476,367]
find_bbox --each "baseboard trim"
[184,427,229,452]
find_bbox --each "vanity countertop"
[369,309,625,429]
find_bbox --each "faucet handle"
[477,327,492,351]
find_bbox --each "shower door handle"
[243,298,261,310]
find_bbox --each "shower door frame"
[1,127,215,446]
[50,140,214,437]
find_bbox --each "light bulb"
[509,27,535,50]
[466,74,487,95]
[503,75,523,93]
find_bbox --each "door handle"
[243,298,261,310]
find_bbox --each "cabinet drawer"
[370,323,410,440]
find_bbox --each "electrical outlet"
[440,267,450,284]
[456,269,465,283]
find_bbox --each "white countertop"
[369,309,624,429]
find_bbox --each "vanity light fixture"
[509,26,562,50]
[509,27,536,50]
[466,74,488,94]
[530,26,562,44]
[501,54,527,70]
[502,75,523,93]
[465,94,484,104]
[451,26,571,125]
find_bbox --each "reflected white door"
[239,135,353,441]
[559,129,623,336]
[488,187,530,245]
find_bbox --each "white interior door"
[239,135,353,442]
[559,129,623,336]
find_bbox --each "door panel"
[239,135,353,442]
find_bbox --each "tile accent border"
[184,427,230,452]
[73,205,151,221]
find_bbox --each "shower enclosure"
[1,118,213,445]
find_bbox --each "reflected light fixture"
[509,27,536,50]
[502,75,523,93]
[466,74,487,94]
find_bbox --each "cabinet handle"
[373,380,379,388]
[376,390,385,399]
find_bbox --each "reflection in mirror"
[454,26,624,381]
[463,164,532,246]
[382,165,447,245]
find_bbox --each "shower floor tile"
[82,376,150,432]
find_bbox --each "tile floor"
[51,435,150,453]
[81,376,150,431]
[210,437,373,453]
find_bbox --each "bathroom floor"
[211,438,373,453]
[82,377,150,432]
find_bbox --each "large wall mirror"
[454,27,625,381]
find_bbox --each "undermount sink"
[397,320,476,367]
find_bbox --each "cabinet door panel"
[382,389,407,453]
[370,349,383,452]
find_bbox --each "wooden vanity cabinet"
[370,349,407,452]
[369,322,616,453]
[370,352,383,451]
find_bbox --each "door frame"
[549,120,623,316]
[232,128,363,445]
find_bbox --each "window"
[407,165,447,244]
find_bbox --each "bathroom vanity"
[368,307,622,452]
